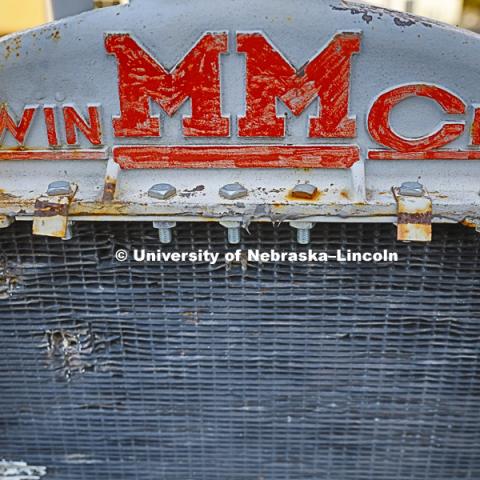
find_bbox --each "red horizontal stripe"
[113,145,360,169]
[0,149,108,160]
[369,150,480,160]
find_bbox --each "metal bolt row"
[147,182,318,201]
[38,180,465,245]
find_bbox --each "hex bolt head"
[399,181,424,197]
[148,183,176,200]
[291,183,318,200]
[47,181,73,196]
[219,183,248,200]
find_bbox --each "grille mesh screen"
[0,222,479,480]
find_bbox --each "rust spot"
[69,202,132,216]
[340,189,350,200]
[398,212,432,225]
[34,198,68,218]
[51,30,61,42]
[0,188,18,200]
[102,176,117,202]
[398,223,432,242]
[462,219,477,229]
[286,188,322,202]
[3,36,22,60]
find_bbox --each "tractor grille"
[0,222,479,480]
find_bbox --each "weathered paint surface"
[105,32,230,137]
[113,145,360,169]
[0,0,478,228]
[237,32,360,138]
[395,191,433,242]
[368,84,466,152]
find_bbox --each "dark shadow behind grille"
[0,222,479,480]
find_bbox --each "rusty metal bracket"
[0,215,14,229]
[393,182,432,243]
[32,184,78,240]
[463,217,480,233]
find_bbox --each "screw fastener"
[153,221,176,244]
[148,184,176,200]
[47,181,73,196]
[220,221,242,245]
[219,183,248,200]
[290,221,314,245]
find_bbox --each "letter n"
[0,105,37,145]
[237,32,361,138]
[105,32,230,137]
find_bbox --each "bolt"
[220,221,242,245]
[228,226,241,244]
[291,183,318,200]
[153,221,176,244]
[290,221,314,245]
[399,181,424,197]
[148,183,176,200]
[297,228,311,245]
[47,181,73,196]
[219,183,248,200]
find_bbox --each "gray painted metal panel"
[0,0,478,231]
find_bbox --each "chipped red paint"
[368,84,466,152]
[471,107,480,145]
[43,107,59,147]
[0,105,37,145]
[113,145,360,169]
[0,149,108,160]
[63,105,103,146]
[3,31,480,169]
[105,32,230,138]
[368,150,480,160]
[237,32,360,138]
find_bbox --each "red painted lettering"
[0,105,37,145]
[105,33,229,138]
[63,105,102,145]
[471,106,480,146]
[43,106,59,147]
[236,32,361,138]
[368,84,466,152]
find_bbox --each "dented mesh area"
[0,221,479,480]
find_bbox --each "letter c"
[368,84,466,152]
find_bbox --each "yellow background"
[0,0,49,36]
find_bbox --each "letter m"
[237,32,361,138]
[105,33,229,137]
